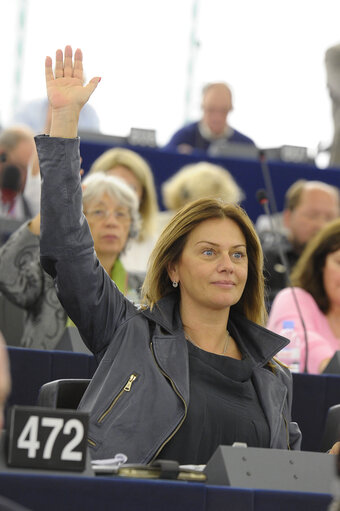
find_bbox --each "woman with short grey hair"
[0,172,144,349]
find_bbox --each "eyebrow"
[195,241,247,248]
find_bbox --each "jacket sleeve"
[273,361,302,450]
[267,288,335,374]
[37,135,133,357]
[0,222,43,308]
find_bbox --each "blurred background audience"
[261,179,340,308]
[0,172,143,349]
[89,147,159,272]
[12,97,100,135]
[164,82,255,154]
[267,218,340,374]
[159,161,244,232]
[0,126,40,221]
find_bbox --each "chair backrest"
[37,379,91,409]
[320,404,340,452]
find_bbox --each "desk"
[79,139,340,223]
[0,472,333,511]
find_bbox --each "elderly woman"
[0,171,142,349]
[89,146,159,273]
[36,46,301,464]
[267,218,340,374]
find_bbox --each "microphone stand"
[257,150,310,374]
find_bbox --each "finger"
[45,56,54,83]
[85,77,101,97]
[54,49,64,78]
[73,48,83,82]
[63,45,73,78]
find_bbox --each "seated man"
[0,126,40,221]
[262,179,339,308]
[164,82,255,153]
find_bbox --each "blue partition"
[6,346,340,453]
[79,139,340,223]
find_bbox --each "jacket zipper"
[97,373,138,424]
[149,341,187,462]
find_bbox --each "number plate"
[7,406,89,471]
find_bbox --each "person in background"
[262,179,340,308]
[267,218,340,374]
[159,161,244,232]
[325,42,340,167]
[12,97,100,135]
[0,172,142,349]
[37,45,301,464]
[89,147,159,272]
[164,82,255,154]
[0,126,40,220]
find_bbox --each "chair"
[37,379,91,409]
[320,404,340,452]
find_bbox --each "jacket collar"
[143,292,288,367]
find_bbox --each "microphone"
[0,164,22,215]
[256,187,309,373]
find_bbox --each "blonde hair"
[291,218,340,313]
[142,198,266,326]
[89,148,158,241]
[162,162,244,211]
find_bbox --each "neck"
[98,253,118,276]
[180,299,230,353]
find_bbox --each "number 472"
[17,416,84,461]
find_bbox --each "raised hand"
[45,45,101,138]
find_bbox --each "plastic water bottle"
[278,320,301,372]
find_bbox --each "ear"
[167,262,179,284]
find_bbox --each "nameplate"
[7,406,89,472]
[204,445,336,493]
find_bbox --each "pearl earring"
[172,281,178,288]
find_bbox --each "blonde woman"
[89,147,159,272]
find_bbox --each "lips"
[101,235,119,241]
[212,281,236,287]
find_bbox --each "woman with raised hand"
[37,46,301,464]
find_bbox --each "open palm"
[45,46,100,113]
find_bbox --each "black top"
[158,324,270,465]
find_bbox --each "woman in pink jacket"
[267,218,340,374]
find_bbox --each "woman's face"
[84,192,131,258]
[169,217,248,312]
[323,248,340,309]
[106,165,143,204]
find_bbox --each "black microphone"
[256,187,309,373]
[0,164,22,215]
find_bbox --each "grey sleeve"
[37,135,131,356]
[0,222,43,308]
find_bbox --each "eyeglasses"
[85,208,130,223]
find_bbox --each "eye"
[202,248,215,256]
[232,251,246,260]
[93,209,105,217]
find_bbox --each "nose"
[217,252,234,273]
[103,212,120,226]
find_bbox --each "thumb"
[85,77,101,97]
